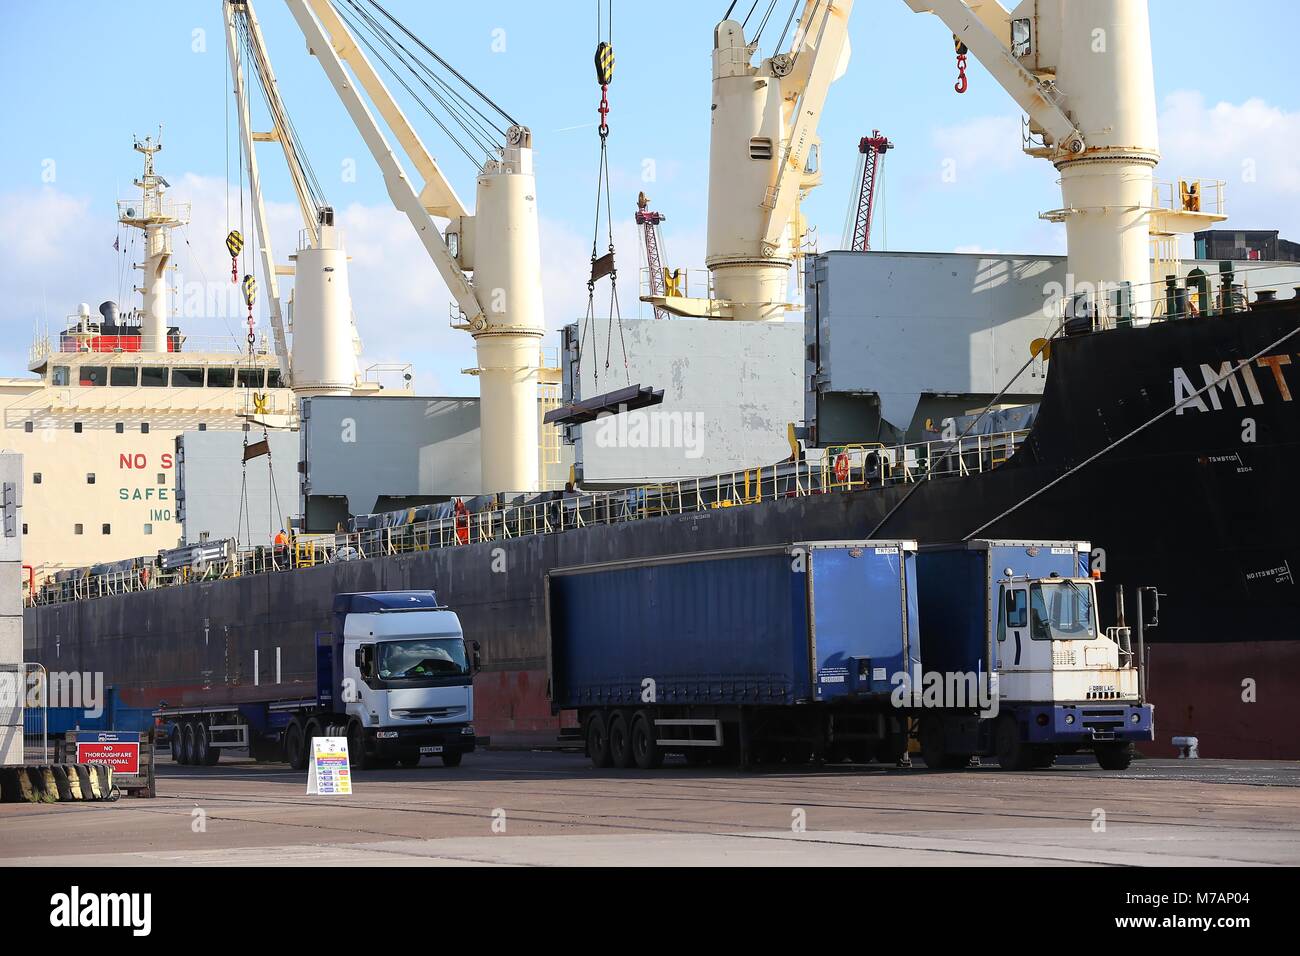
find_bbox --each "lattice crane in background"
[847,131,893,252]
[635,192,671,320]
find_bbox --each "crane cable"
[578,0,629,390]
[335,0,513,166]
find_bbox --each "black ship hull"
[25,300,1300,758]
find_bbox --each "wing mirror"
[354,644,374,679]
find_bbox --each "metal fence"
[0,663,46,764]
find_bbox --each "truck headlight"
[1064,714,1075,725]
[461,725,475,735]
[1130,713,1141,723]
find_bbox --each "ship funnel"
[99,300,120,325]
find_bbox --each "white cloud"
[1157,90,1300,238]
[930,114,1025,177]
[0,171,707,396]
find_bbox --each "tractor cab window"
[1003,588,1027,633]
[1029,581,1097,641]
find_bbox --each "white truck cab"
[333,591,478,768]
[996,575,1139,704]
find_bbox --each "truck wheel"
[284,720,308,770]
[169,727,182,763]
[585,712,612,768]
[631,711,663,770]
[919,716,961,770]
[1095,743,1134,771]
[181,723,197,766]
[874,733,907,765]
[995,716,1032,771]
[347,721,375,770]
[441,752,463,768]
[304,719,323,756]
[1031,748,1056,769]
[608,711,633,769]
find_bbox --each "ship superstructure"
[4,140,296,580]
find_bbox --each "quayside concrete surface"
[1,753,1298,866]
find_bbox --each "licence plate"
[419,746,444,754]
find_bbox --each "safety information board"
[306,736,352,795]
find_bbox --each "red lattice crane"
[636,191,670,320]
[849,131,893,252]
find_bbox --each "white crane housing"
[283,0,545,493]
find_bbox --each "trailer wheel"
[585,711,612,768]
[284,720,308,770]
[194,723,210,766]
[169,727,182,763]
[181,722,197,766]
[1095,743,1134,771]
[441,752,463,768]
[995,716,1032,771]
[631,711,663,770]
[608,711,633,769]
[204,728,221,766]
[919,715,960,770]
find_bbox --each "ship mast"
[118,134,189,351]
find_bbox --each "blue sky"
[2,0,1298,392]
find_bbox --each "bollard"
[1172,735,1199,759]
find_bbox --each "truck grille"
[1080,707,1126,738]
[391,707,466,720]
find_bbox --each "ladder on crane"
[847,130,893,252]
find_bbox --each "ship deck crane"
[904,0,1225,319]
[226,0,360,398]
[646,0,854,321]
[652,0,1223,327]
[279,0,546,493]
[846,130,892,252]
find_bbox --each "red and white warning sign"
[75,731,141,775]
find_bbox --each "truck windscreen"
[378,638,469,679]
[1028,581,1097,641]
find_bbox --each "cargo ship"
[25,269,1300,757]
[18,1,1300,759]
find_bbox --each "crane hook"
[954,36,969,94]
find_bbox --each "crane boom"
[849,131,892,252]
[303,0,468,220]
[224,2,291,382]
[281,0,545,492]
[283,0,483,326]
[636,192,669,321]
[758,0,855,254]
[903,0,1083,155]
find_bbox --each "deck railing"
[27,428,1029,608]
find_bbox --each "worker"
[273,528,289,570]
